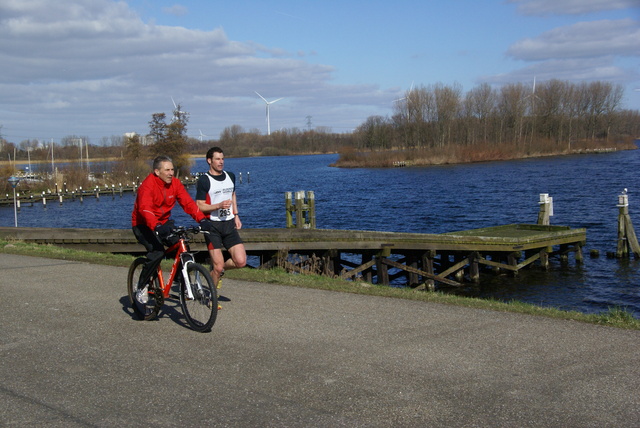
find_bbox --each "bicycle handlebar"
[166,225,209,241]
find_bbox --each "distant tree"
[124,134,143,162]
[148,103,191,176]
[355,115,392,150]
[110,135,123,147]
[148,113,167,146]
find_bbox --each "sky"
[0,0,639,145]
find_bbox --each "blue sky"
[0,0,638,144]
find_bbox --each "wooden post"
[402,252,418,286]
[306,191,316,229]
[295,190,305,228]
[575,243,583,264]
[508,251,520,276]
[469,252,480,283]
[285,192,293,228]
[362,252,374,283]
[286,190,316,229]
[616,191,640,258]
[422,250,435,290]
[375,248,391,285]
[539,248,549,270]
[537,193,553,225]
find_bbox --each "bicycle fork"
[180,253,198,300]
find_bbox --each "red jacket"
[131,173,205,228]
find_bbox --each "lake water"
[4,150,640,317]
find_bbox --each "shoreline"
[331,144,638,168]
[2,145,636,170]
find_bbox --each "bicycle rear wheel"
[127,257,163,321]
[180,263,218,332]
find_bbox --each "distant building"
[124,132,154,146]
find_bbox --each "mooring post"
[285,192,294,228]
[616,190,640,258]
[285,190,316,229]
[537,193,553,225]
[306,190,316,229]
[295,191,305,227]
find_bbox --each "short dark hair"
[153,155,173,170]
[206,147,224,160]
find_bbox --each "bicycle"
[127,225,218,332]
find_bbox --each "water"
[3,151,640,317]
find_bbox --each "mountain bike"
[127,225,218,332]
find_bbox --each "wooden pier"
[0,224,586,288]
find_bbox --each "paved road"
[1,253,639,427]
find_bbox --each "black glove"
[154,221,173,240]
[199,219,213,232]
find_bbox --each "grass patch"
[2,238,638,330]
[1,238,135,266]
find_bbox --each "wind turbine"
[395,81,414,102]
[525,76,540,111]
[198,129,208,142]
[255,91,283,135]
[171,97,186,121]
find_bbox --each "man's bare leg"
[208,248,225,289]
[209,244,246,288]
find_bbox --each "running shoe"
[137,285,149,304]
[216,270,224,289]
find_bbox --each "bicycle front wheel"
[180,263,218,332]
[127,257,163,321]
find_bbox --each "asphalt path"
[1,253,639,427]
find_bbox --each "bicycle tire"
[180,263,218,332]
[127,257,163,321]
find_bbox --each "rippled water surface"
[4,150,640,317]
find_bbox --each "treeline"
[2,79,639,183]
[216,125,350,157]
[352,80,640,154]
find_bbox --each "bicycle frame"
[156,238,197,300]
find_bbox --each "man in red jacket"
[132,155,211,282]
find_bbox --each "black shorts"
[204,220,243,250]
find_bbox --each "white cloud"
[507,19,640,60]
[510,0,639,16]
[0,0,389,140]
[484,57,635,84]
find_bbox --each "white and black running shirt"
[195,171,236,222]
